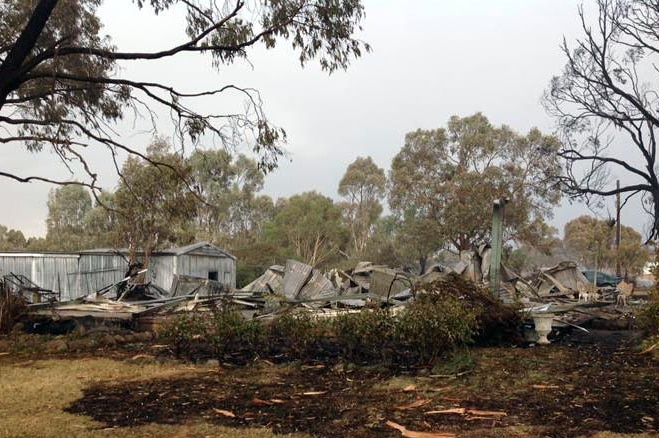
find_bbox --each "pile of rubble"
[1,250,648,337]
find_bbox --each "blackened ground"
[67,329,658,438]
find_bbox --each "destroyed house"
[0,242,236,300]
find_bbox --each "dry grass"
[0,352,654,438]
[0,356,308,438]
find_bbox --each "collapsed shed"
[0,242,236,300]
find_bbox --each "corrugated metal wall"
[71,254,128,298]
[148,255,176,292]
[0,255,34,278]
[0,254,79,300]
[33,256,79,297]
[177,255,236,289]
[0,248,237,300]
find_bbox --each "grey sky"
[0,0,649,238]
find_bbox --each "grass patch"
[0,357,307,438]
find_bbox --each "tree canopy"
[189,149,273,248]
[0,0,369,190]
[264,191,346,267]
[544,0,659,239]
[113,137,198,261]
[389,113,562,255]
[338,156,386,256]
[45,184,92,250]
[564,215,649,275]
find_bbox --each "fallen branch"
[386,420,456,438]
[641,340,659,354]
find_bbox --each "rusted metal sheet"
[241,265,284,293]
[297,269,338,305]
[281,260,313,299]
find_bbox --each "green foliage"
[414,274,522,345]
[333,308,396,362]
[637,291,659,336]
[161,285,521,367]
[45,185,93,251]
[208,306,265,360]
[268,312,332,359]
[1,0,368,181]
[189,150,274,248]
[0,225,27,250]
[160,313,209,357]
[396,294,478,363]
[338,156,387,257]
[389,113,561,254]
[114,137,198,260]
[161,306,265,361]
[1,0,124,152]
[264,191,348,267]
[564,215,649,275]
[83,192,118,249]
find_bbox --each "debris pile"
[1,251,649,340]
[414,273,522,344]
[0,280,27,333]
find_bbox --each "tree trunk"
[0,0,59,108]
[653,189,659,240]
[418,256,427,275]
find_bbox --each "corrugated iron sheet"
[281,260,313,299]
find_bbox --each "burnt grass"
[66,329,659,438]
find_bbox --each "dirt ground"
[1,329,658,438]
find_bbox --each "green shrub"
[208,306,265,360]
[268,312,331,359]
[160,312,210,357]
[333,309,396,363]
[637,291,659,335]
[396,294,479,363]
[414,274,522,345]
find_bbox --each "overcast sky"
[1,0,649,238]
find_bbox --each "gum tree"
[338,156,386,257]
[389,113,561,256]
[545,0,659,239]
[0,0,369,191]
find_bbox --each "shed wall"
[0,254,79,300]
[0,255,33,279]
[33,256,79,299]
[147,255,176,292]
[70,254,128,298]
[176,254,235,289]
[0,245,237,300]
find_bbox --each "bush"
[160,312,210,357]
[333,308,396,363]
[208,306,265,361]
[0,286,27,334]
[160,273,521,367]
[396,294,479,363]
[268,312,332,359]
[414,274,522,345]
[637,291,659,335]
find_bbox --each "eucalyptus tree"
[264,191,347,267]
[389,113,561,254]
[45,184,92,250]
[0,0,369,191]
[545,0,659,239]
[338,156,386,256]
